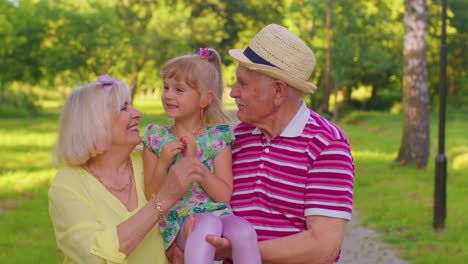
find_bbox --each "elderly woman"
[49,75,204,263]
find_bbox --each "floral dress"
[142,124,234,249]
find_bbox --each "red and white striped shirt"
[231,101,355,244]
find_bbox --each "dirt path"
[340,211,411,263]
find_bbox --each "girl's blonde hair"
[53,79,132,166]
[161,48,230,125]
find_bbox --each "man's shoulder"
[305,110,349,142]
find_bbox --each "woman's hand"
[157,156,206,207]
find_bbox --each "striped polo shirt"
[231,101,355,242]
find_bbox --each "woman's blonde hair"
[53,79,132,166]
[161,48,230,125]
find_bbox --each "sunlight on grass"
[0,169,55,196]
[453,152,468,169]
[352,150,396,161]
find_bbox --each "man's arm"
[206,215,347,264]
[259,215,347,264]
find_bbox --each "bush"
[0,83,42,117]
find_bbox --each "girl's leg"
[221,214,261,264]
[174,214,195,251]
[182,213,222,264]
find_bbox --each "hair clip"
[97,74,117,94]
[199,48,210,60]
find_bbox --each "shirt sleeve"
[304,139,355,220]
[48,171,127,264]
[142,124,166,156]
[212,124,235,152]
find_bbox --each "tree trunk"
[129,51,147,103]
[397,0,430,168]
[365,84,377,109]
[323,0,332,113]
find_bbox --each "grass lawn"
[0,96,466,263]
[341,110,467,264]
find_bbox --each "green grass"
[341,111,468,263]
[0,97,467,263]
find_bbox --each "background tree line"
[0,0,466,115]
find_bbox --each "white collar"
[252,101,309,138]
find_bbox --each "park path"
[225,110,411,264]
[340,211,411,264]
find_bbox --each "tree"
[397,0,430,168]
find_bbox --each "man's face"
[230,65,275,125]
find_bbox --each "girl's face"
[162,78,203,120]
[110,101,142,146]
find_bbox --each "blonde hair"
[53,79,132,166]
[161,48,230,125]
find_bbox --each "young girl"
[142,48,261,264]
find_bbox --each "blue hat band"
[243,46,280,69]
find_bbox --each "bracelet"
[150,193,164,222]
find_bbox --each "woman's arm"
[116,196,169,255]
[118,155,207,254]
[142,146,163,200]
[198,146,233,203]
[50,157,206,262]
[49,181,133,263]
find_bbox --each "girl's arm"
[198,146,233,203]
[143,141,184,200]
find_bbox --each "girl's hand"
[179,135,197,157]
[159,140,184,169]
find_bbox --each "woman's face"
[110,101,142,147]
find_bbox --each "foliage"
[0,0,466,112]
[0,83,42,117]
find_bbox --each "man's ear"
[201,91,214,108]
[273,80,288,106]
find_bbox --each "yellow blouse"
[48,150,168,264]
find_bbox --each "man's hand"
[205,234,233,261]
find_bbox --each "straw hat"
[229,24,317,93]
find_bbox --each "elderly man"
[207,24,355,264]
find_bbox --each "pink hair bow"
[97,74,117,94]
[199,48,210,59]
